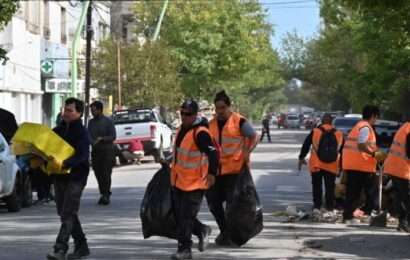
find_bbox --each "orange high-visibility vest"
[209,112,245,175]
[171,126,209,191]
[309,124,344,174]
[385,122,410,180]
[342,120,378,173]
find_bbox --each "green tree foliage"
[92,39,183,109]
[0,0,18,64]
[134,0,284,117]
[280,0,410,119]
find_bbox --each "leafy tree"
[92,39,183,109]
[134,0,284,118]
[0,0,18,64]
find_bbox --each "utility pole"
[153,0,169,41]
[117,40,122,108]
[71,1,90,97]
[84,0,93,125]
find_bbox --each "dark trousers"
[343,170,376,220]
[32,169,52,200]
[92,146,114,196]
[311,170,336,210]
[206,174,238,234]
[172,188,206,251]
[392,177,410,224]
[260,127,271,142]
[53,178,86,253]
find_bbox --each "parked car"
[0,133,32,212]
[113,108,173,163]
[332,116,361,136]
[374,120,401,149]
[285,114,301,129]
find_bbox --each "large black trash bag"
[140,164,177,239]
[225,166,263,246]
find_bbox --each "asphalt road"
[1,129,409,260]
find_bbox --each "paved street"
[1,129,410,260]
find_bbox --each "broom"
[369,163,387,227]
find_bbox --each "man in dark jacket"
[88,101,116,205]
[0,108,18,143]
[47,98,91,260]
[170,100,219,260]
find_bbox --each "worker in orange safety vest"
[384,118,410,232]
[207,90,258,246]
[298,113,344,220]
[170,99,219,260]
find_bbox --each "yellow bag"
[12,122,75,174]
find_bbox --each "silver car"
[286,114,301,129]
[332,117,361,136]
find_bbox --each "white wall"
[0,4,42,124]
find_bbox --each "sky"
[263,0,321,50]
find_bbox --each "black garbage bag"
[140,164,177,239]
[225,166,263,246]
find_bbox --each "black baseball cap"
[180,99,199,114]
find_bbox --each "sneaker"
[170,249,192,260]
[47,250,66,260]
[198,225,211,252]
[312,208,321,222]
[67,242,90,260]
[344,218,360,225]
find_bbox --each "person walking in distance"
[88,101,117,205]
[298,113,344,220]
[342,105,386,224]
[207,90,258,246]
[170,100,219,260]
[260,114,272,143]
[47,98,91,260]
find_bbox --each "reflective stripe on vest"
[209,112,245,175]
[171,126,210,191]
[342,120,378,173]
[384,122,410,180]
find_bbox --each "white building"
[0,1,110,126]
[0,2,42,124]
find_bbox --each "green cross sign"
[41,60,54,74]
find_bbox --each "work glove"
[374,150,387,162]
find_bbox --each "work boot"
[170,249,192,260]
[198,225,212,252]
[98,195,110,205]
[47,250,66,260]
[397,219,410,233]
[215,233,236,247]
[67,242,90,260]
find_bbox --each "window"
[61,7,67,44]
[43,0,50,40]
[25,1,40,34]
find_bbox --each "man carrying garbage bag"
[169,99,219,260]
[207,91,258,246]
[47,98,91,260]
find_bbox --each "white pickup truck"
[112,108,173,162]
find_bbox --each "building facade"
[0,1,110,127]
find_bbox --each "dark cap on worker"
[180,99,199,113]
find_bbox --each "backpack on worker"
[317,126,338,163]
